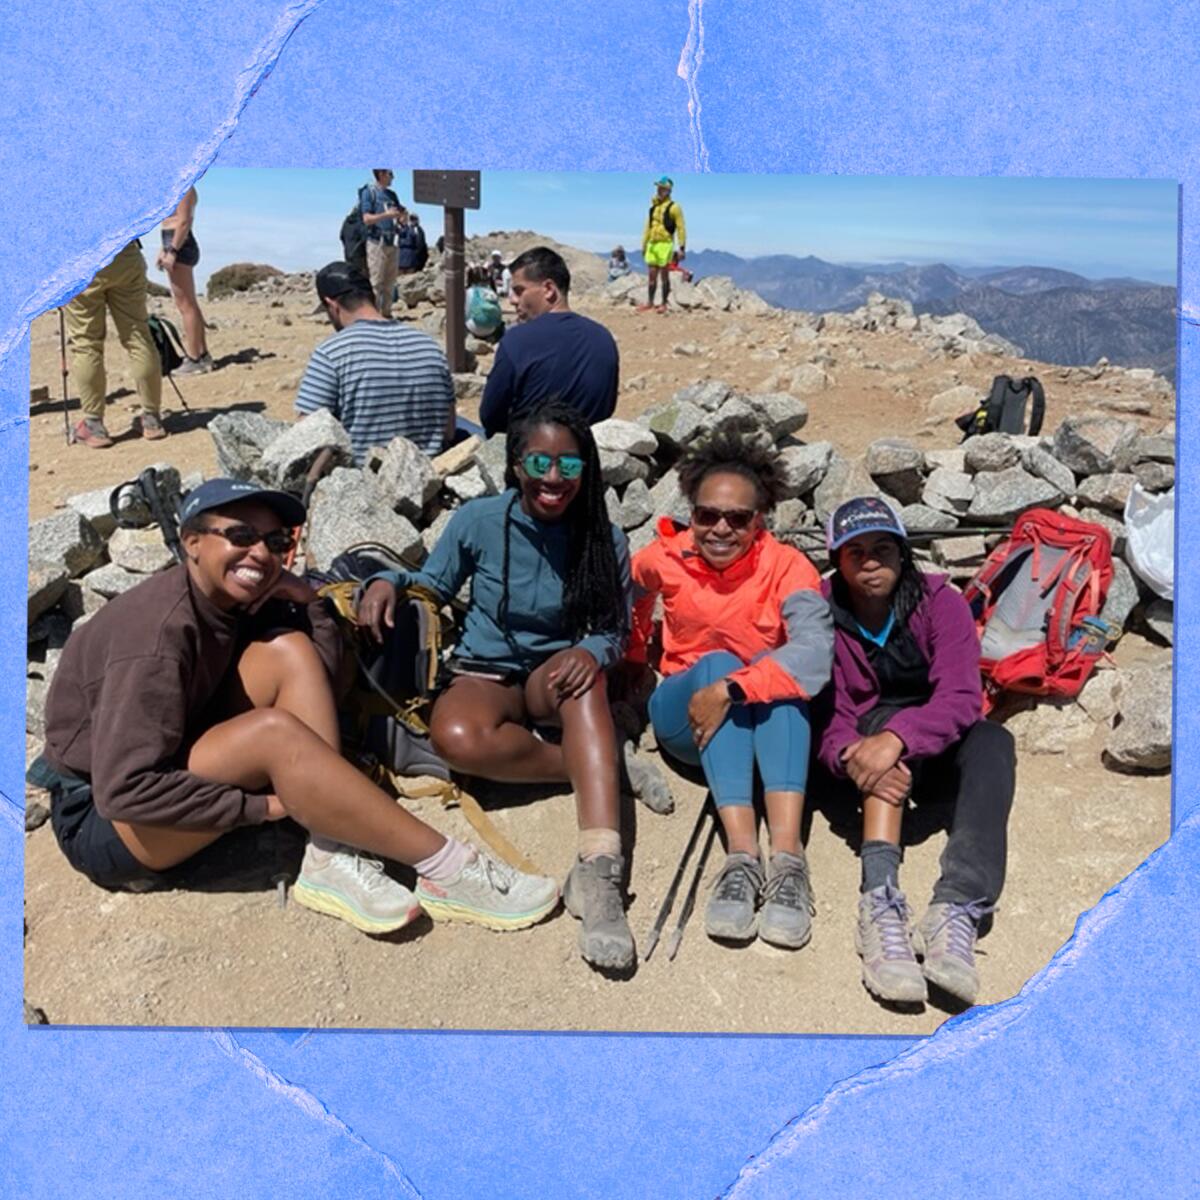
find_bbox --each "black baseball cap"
[826,496,907,552]
[315,261,373,302]
[180,478,307,528]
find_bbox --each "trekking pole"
[56,309,72,444]
[165,372,190,411]
[643,794,713,963]
[666,815,718,962]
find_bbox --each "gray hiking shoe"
[563,854,635,969]
[416,850,559,931]
[704,852,764,941]
[293,842,422,935]
[758,850,816,949]
[174,352,214,376]
[856,884,927,1004]
[621,741,673,814]
[914,899,995,1006]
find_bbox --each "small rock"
[648,471,690,525]
[80,562,145,599]
[779,442,834,499]
[1105,662,1172,771]
[1003,700,1093,754]
[421,507,455,556]
[432,436,481,477]
[260,409,354,490]
[374,436,440,521]
[672,380,733,412]
[29,512,104,579]
[1077,670,1122,724]
[642,398,707,451]
[925,384,981,422]
[866,438,924,505]
[615,478,654,530]
[786,363,830,395]
[1077,507,1126,556]
[25,800,50,832]
[712,395,762,428]
[812,456,884,523]
[445,466,488,502]
[769,498,812,537]
[1075,472,1136,513]
[1133,461,1174,492]
[899,504,958,533]
[1142,599,1173,645]
[672,342,703,357]
[1100,558,1140,631]
[600,449,651,487]
[748,393,809,438]
[1133,432,1175,464]
[1052,415,1139,476]
[967,467,1063,525]
[922,468,976,516]
[1021,444,1076,499]
[306,468,422,570]
[107,527,176,574]
[23,1001,48,1025]
[964,432,1020,474]
[474,435,509,495]
[28,560,68,623]
[923,448,967,474]
[209,411,290,482]
[931,535,986,567]
[591,418,657,458]
[26,677,48,737]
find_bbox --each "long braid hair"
[498,402,628,642]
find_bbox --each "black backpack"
[147,314,186,376]
[956,374,1046,442]
[650,199,678,237]
[340,205,367,262]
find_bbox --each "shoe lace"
[712,857,762,904]
[929,899,995,964]
[869,885,915,961]
[762,857,816,915]
[472,853,513,896]
[350,852,392,893]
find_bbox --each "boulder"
[1133,432,1175,464]
[712,395,761,428]
[420,506,455,556]
[899,504,958,533]
[615,478,653,530]
[1051,415,1139,476]
[967,467,1063,524]
[1143,599,1173,645]
[474,435,509,495]
[445,466,488,502]
[1105,662,1172,772]
[746,393,809,438]
[866,438,924,505]
[1133,461,1175,492]
[648,471,691,525]
[963,432,1020,474]
[28,561,68,623]
[1077,669,1122,724]
[80,562,145,599]
[922,468,975,516]
[1075,472,1136,513]
[29,511,104,578]
[209,411,290,482]
[374,436,440,521]
[591,418,657,458]
[26,677,48,738]
[1003,700,1093,755]
[306,468,422,571]
[779,442,834,499]
[786,363,830,395]
[642,398,707,451]
[1077,507,1126,556]
[697,276,738,311]
[931,535,986,567]
[672,380,733,412]
[1100,558,1140,631]
[600,448,651,487]
[432,436,482,477]
[770,498,814,538]
[925,384,980,422]
[812,456,884,523]
[106,527,175,574]
[1021,444,1076,498]
[923,447,967,474]
[260,410,354,491]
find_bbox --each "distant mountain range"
[614,251,1176,379]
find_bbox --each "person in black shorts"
[158,186,213,375]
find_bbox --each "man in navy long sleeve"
[479,247,619,436]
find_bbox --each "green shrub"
[207,262,283,300]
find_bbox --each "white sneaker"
[292,842,422,935]
[416,850,560,931]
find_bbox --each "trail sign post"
[413,170,481,374]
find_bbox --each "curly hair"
[499,401,627,643]
[676,415,787,512]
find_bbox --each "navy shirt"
[479,310,619,435]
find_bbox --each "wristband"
[725,679,747,705]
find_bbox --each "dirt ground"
[22,282,1174,1033]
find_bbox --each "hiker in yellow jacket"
[639,176,686,313]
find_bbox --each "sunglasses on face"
[195,524,295,554]
[521,452,586,480]
[691,505,757,531]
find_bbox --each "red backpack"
[962,508,1116,711]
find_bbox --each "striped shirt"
[295,319,454,462]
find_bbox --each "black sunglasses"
[195,524,295,554]
[691,505,757,531]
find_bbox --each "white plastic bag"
[1123,484,1174,601]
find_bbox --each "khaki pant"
[366,238,398,319]
[64,242,162,421]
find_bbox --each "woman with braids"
[626,418,834,950]
[357,401,646,970]
[817,497,1015,1008]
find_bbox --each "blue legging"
[649,651,811,808]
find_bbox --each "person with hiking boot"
[396,211,427,275]
[296,261,455,462]
[32,477,559,935]
[626,418,834,950]
[478,247,619,436]
[639,176,686,313]
[63,239,165,448]
[157,186,214,375]
[816,497,1016,1008]
[358,403,667,970]
[359,169,405,318]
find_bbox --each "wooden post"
[444,205,466,373]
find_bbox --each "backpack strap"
[1026,377,1046,437]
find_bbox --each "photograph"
[23,168,1176,1035]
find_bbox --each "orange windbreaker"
[629,519,834,705]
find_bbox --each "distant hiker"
[63,239,164,448]
[816,497,1015,1008]
[397,211,428,274]
[487,249,510,297]
[359,169,405,318]
[296,261,455,462]
[639,176,686,313]
[478,246,619,436]
[626,419,833,951]
[607,246,631,282]
[32,477,559,934]
[358,404,663,969]
[157,187,213,376]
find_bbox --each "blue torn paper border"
[1,2,1197,1196]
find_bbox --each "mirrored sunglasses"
[691,505,757,531]
[196,524,295,554]
[521,452,586,480]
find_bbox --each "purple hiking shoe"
[914,899,996,1006]
[855,883,926,1004]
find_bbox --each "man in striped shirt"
[295,262,456,462]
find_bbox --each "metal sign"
[412,170,481,210]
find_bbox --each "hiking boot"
[655,304,668,314]
[174,352,214,376]
[563,854,635,969]
[621,742,673,815]
[913,899,995,1006]
[416,850,559,931]
[135,411,168,440]
[704,851,763,941]
[292,842,422,935]
[856,884,927,1004]
[758,850,816,949]
[73,417,113,449]
[635,303,656,313]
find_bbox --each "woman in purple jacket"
[817,497,1015,1008]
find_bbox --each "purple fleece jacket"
[817,574,983,778]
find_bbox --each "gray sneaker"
[758,850,816,949]
[174,352,214,376]
[563,854,635,969]
[416,850,559,931]
[856,884,927,1004]
[704,852,763,941]
[914,899,995,1006]
[293,842,422,935]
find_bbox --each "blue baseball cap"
[826,496,907,552]
[179,478,307,528]
[655,175,674,188]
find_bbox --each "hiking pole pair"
[643,795,718,963]
[57,309,72,444]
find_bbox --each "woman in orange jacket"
[628,419,834,949]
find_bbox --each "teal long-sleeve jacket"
[369,490,631,674]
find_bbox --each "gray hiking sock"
[860,840,902,893]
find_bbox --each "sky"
[178,170,1178,292]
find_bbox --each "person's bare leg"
[764,790,804,857]
[166,260,208,359]
[716,805,758,857]
[233,631,340,749]
[863,791,903,845]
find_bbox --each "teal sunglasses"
[521,452,586,480]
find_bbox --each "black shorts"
[161,228,200,268]
[29,756,162,891]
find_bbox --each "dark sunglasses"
[691,505,757,531]
[521,452,585,480]
[195,524,295,554]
